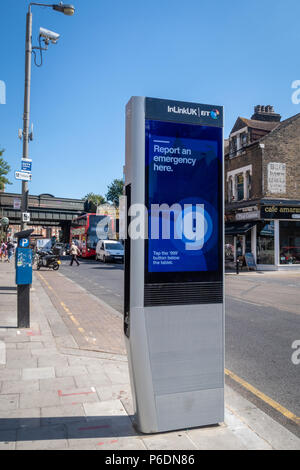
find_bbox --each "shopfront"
[225,202,300,270]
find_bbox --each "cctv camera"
[39,27,60,44]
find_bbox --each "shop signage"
[267,162,286,194]
[236,211,260,221]
[245,252,256,270]
[261,205,300,219]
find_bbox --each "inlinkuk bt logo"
[167,105,220,119]
[210,109,220,120]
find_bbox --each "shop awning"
[225,222,256,235]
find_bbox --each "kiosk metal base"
[126,303,224,434]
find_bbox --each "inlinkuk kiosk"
[123,96,224,433]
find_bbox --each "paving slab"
[187,425,248,450]
[0,394,19,411]
[0,408,40,431]
[39,376,76,392]
[19,390,60,410]
[143,432,197,450]
[16,425,68,450]
[22,367,55,381]
[41,404,86,426]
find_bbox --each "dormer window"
[241,132,247,146]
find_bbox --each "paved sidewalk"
[0,262,299,450]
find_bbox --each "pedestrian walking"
[0,241,6,262]
[70,241,80,266]
[5,240,14,263]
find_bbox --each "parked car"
[96,240,124,263]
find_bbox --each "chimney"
[251,105,281,122]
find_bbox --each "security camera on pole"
[18,2,75,328]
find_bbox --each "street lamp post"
[21,2,75,230]
[19,2,75,329]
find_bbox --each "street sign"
[20,238,30,248]
[22,213,30,223]
[15,171,32,181]
[21,159,32,172]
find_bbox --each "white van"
[96,240,124,263]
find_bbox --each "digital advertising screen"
[145,119,223,283]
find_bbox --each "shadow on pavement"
[0,415,137,441]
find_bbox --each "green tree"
[83,192,106,213]
[105,179,124,207]
[83,192,106,206]
[0,148,11,191]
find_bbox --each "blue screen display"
[146,119,222,273]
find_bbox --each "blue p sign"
[20,238,29,248]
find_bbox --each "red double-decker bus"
[70,213,118,258]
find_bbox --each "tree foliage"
[0,148,11,191]
[83,192,106,206]
[105,179,124,207]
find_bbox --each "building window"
[279,221,300,264]
[241,133,247,146]
[256,221,274,264]
[237,173,244,201]
[229,137,237,157]
[228,177,233,202]
[247,172,252,199]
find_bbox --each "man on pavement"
[70,241,80,266]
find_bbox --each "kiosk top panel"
[145,97,223,128]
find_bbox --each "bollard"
[236,259,240,275]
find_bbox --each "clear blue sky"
[1,0,300,199]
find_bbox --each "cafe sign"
[261,205,300,219]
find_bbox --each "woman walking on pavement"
[70,241,80,266]
[0,241,7,262]
[5,240,14,263]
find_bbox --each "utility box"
[124,96,224,434]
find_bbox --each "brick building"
[225,105,300,270]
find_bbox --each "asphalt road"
[60,257,124,313]
[59,257,300,434]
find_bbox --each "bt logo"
[200,109,220,119]
[210,109,220,119]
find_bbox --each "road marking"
[58,387,96,397]
[37,272,90,344]
[225,368,300,425]
[70,315,80,326]
[60,301,71,314]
